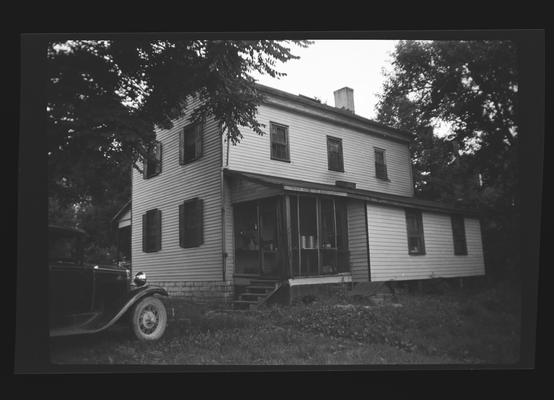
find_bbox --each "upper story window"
[270,122,290,162]
[142,209,161,252]
[179,197,204,248]
[327,136,344,172]
[451,215,468,255]
[180,122,203,165]
[374,148,388,180]
[143,141,162,179]
[405,209,425,255]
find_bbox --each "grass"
[49,280,521,366]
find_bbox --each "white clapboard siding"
[347,199,370,282]
[366,203,485,281]
[227,103,414,197]
[131,98,224,283]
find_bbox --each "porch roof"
[223,169,481,217]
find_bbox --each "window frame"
[142,209,161,253]
[179,197,204,248]
[451,214,468,255]
[327,135,344,172]
[269,121,291,162]
[374,147,389,181]
[405,209,426,255]
[143,141,162,179]
[180,121,204,165]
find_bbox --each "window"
[270,122,290,162]
[179,198,203,248]
[451,215,468,255]
[143,141,162,179]
[405,209,425,255]
[374,148,388,180]
[327,136,344,172]
[142,209,161,252]
[180,122,203,165]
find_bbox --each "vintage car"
[49,225,168,340]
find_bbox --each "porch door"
[259,197,281,277]
[234,197,284,277]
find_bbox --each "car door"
[49,229,94,325]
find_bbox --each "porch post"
[284,194,293,280]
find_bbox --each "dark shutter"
[142,213,148,251]
[180,198,204,248]
[143,209,161,252]
[152,209,161,251]
[195,123,203,160]
[155,142,162,175]
[144,141,161,179]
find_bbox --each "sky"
[249,40,399,121]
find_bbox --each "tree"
[47,39,311,205]
[47,39,311,262]
[376,40,519,280]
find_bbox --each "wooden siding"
[227,103,414,197]
[366,203,485,281]
[131,97,224,283]
[347,199,370,282]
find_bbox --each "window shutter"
[195,123,203,159]
[142,213,148,251]
[195,198,204,246]
[153,209,161,251]
[143,154,148,179]
[155,142,162,175]
[179,203,185,247]
[180,198,203,248]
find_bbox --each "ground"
[49,279,521,366]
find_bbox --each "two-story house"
[114,84,485,305]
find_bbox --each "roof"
[224,169,481,217]
[254,83,413,143]
[49,225,87,235]
[111,200,131,223]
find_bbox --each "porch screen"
[291,195,349,277]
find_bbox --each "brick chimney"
[333,87,355,113]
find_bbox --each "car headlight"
[134,272,147,287]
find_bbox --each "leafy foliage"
[47,39,311,259]
[376,40,519,278]
[48,39,311,205]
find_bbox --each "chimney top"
[333,87,355,113]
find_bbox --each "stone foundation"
[151,280,234,303]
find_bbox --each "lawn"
[49,280,521,366]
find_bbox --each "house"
[115,83,485,305]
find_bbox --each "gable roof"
[111,200,131,223]
[255,83,412,144]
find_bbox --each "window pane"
[375,149,384,164]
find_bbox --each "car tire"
[130,296,167,341]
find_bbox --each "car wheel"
[130,296,167,341]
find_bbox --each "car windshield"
[49,231,83,264]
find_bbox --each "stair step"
[246,285,275,290]
[239,293,266,300]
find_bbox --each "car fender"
[50,285,168,337]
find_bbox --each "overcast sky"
[250,40,399,121]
